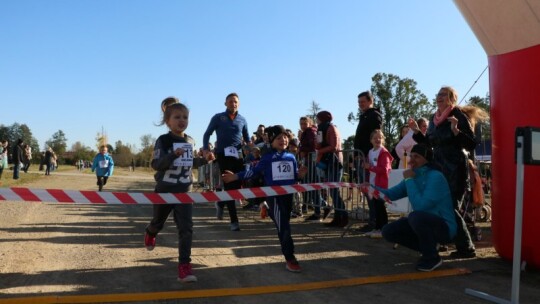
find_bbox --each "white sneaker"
[367,230,383,238]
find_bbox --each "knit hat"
[264,125,287,144]
[316,111,333,123]
[410,144,433,162]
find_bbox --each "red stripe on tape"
[12,188,41,202]
[271,186,288,196]
[144,193,166,204]
[309,183,324,190]
[291,184,307,193]
[227,189,245,200]
[113,192,137,204]
[47,189,74,203]
[80,190,106,204]
[173,193,194,204]
[201,191,220,202]
[250,187,266,198]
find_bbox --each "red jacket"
[367,146,393,189]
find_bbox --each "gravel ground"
[0,168,539,304]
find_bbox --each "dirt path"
[1,168,539,304]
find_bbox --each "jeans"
[326,159,346,218]
[303,166,327,215]
[382,211,451,259]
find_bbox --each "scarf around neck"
[433,105,454,126]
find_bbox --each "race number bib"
[272,161,294,181]
[224,146,239,158]
[173,143,194,167]
[99,160,109,168]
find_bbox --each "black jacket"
[354,107,382,157]
[413,107,476,204]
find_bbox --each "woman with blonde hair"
[409,86,488,259]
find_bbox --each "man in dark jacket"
[354,91,383,233]
[354,91,383,158]
[12,139,24,180]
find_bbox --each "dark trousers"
[303,168,326,215]
[326,159,346,218]
[267,194,295,261]
[216,154,243,224]
[367,197,388,229]
[13,163,20,179]
[148,203,193,264]
[451,189,475,252]
[382,211,451,259]
[96,176,109,187]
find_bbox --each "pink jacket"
[367,147,393,189]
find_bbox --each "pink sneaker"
[286,259,302,273]
[144,228,156,251]
[178,263,197,283]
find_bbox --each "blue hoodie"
[236,149,298,187]
[375,165,457,239]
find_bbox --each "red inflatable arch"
[455,0,540,268]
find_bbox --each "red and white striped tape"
[0,182,362,205]
[359,185,393,205]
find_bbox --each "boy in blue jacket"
[370,144,457,272]
[222,125,307,273]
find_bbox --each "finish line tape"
[0,182,369,205]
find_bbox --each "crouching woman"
[369,144,457,272]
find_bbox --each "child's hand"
[363,162,371,170]
[221,170,237,183]
[204,151,216,162]
[174,148,185,157]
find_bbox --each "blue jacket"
[376,165,457,239]
[202,111,251,153]
[91,152,114,177]
[237,149,298,187]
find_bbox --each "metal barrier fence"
[195,149,370,222]
[196,161,222,191]
[302,149,368,221]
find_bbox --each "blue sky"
[0,0,489,152]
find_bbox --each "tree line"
[2,72,490,168]
[341,72,490,150]
[0,124,156,168]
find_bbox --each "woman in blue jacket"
[372,144,457,272]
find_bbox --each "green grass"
[0,171,43,187]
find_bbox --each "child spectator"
[360,129,393,237]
